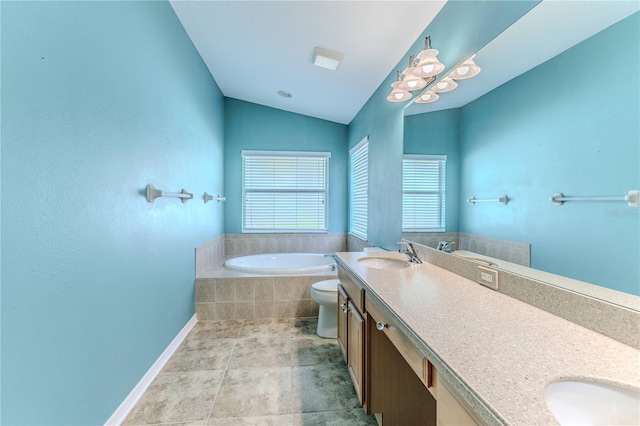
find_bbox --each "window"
[242,151,330,232]
[402,155,446,232]
[349,137,368,240]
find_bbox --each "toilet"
[310,279,340,338]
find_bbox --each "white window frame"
[349,137,369,240]
[242,150,330,233]
[402,154,446,232]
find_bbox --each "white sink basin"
[545,380,640,425]
[357,257,410,270]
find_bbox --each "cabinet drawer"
[366,295,427,387]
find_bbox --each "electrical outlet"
[477,266,499,290]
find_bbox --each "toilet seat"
[312,279,340,293]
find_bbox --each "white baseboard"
[105,314,198,425]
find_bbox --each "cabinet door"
[347,301,365,405]
[337,285,349,362]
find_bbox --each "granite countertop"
[335,251,640,425]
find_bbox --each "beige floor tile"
[125,319,372,426]
[163,338,236,372]
[188,320,244,340]
[238,318,291,338]
[126,422,206,426]
[290,337,342,367]
[207,414,293,425]
[291,409,378,425]
[290,318,319,337]
[228,336,291,369]
[211,367,293,418]
[290,365,360,414]
[123,370,224,425]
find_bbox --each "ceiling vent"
[313,47,344,71]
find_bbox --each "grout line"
[203,319,245,425]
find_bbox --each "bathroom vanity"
[334,251,640,425]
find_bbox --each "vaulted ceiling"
[170,1,639,124]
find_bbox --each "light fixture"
[396,56,427,92]
[449,54,481,80]
[431,77,457,93]
[387,91,412,102]
[414,91,439,104]
[412,36,445,78]
[387,71,412,102]
[386,37,481,104]
[386,36,443,103]
[313,47,344,71]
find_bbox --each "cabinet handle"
[376,321,388,331]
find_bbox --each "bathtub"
[224,253,336,275]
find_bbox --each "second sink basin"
[357,257,410,270]
[545,380,640,425]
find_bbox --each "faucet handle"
[437,241,455,252]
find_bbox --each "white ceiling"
[169,0,445,124]
[170,1,639,125]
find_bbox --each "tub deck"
[196,256,338,321]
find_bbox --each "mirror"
[402,3,640,308]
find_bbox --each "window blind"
[349,138,368,240]
[402,155,446,232]
[242,151,330,232]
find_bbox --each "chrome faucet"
[397,241,422,264]
[323,253,337,271]
[437,241,455,253]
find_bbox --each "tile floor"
[123,318,378,425]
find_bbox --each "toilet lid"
[312,279,340,293]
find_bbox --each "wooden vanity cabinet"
[347,300,365,404]
[336,266,366,406]
[336,257,482,426]
[366,295,437,426]
[337,285,349,361]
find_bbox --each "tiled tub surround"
[123,318,377,425]
[224,232,347,257]
[403,232,531,266]
[196,262,337,320]
[195,235,226,276]
[336,251,640,425]
[194,233,345,321]
[413,242,640,349]
[346,233,373,252]
[196,233,347,278]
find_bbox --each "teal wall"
[347,86,405,248]
[348,0,538,250]
[404,109,461,232]
[460,12,640,295]
[1,1,225,424]
[224,99,348,233]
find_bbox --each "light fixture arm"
[424,36,432,50]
